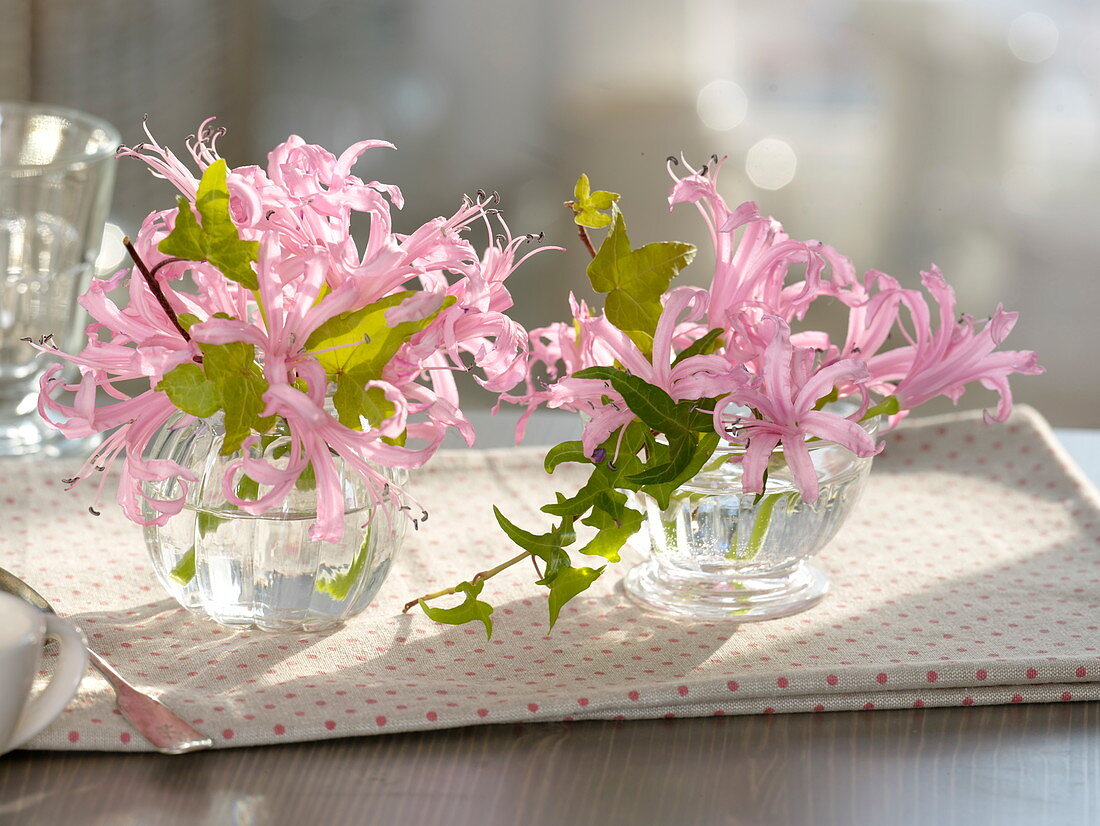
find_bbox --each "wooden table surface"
[2,411,1098,826]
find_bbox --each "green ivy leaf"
[586,209,695,341]
[200,340,274,455]
[534,545,573,586]
[332,375,396,431]
[577,493,643,563]
[543,440,589,474]
[639,431,721,510]
[156,362,222,418]
[813,387,840,411]
[569,173,620,229]
[606,370,683,434]
[493,507,576,560]
[419,580,494,640]
[157,159,260,289]
[545,565,605,628]
[177,313,201,332]
[628,431,696,485]
[306,292,453,430]
[673,328,725,365]
[236,474,260,502]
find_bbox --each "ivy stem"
[402,549,532,613]
[576,225,597,259]
[123,237,192,343]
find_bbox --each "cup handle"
[7,615,89,750]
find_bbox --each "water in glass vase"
[142,414,408,632]
[146,502,403,633]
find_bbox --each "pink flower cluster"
[40,119,549,541]
[504,157,1042,502]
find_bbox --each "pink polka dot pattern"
[10,406,1100,752]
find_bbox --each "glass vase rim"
[0,101,120,176]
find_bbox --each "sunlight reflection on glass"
[94,223,125,275]
[696,80,749,132]
[745,138,797,190]
[18,117,64,166]
[1007,12,1059,63]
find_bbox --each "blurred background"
[2,0,1094,424]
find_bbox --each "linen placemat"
[6,405,1099,751]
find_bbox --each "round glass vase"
[141,414,408,633]
[623,416,879,621]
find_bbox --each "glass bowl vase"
[623,417,878,621]
[141,414,407,633]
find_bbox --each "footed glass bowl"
[624,418,877,621]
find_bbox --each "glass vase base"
[203,614,345,634]
[177,601,348,634]
[622,559,829,621]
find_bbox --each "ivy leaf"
[545,565,605,629]
[673,328,725,365]
[572,366,623,382]
[628,430,696,485]
[543,440,589,474]
[332,376,396,432]
[534,544,573,585]
[493,507,576,561]
[569,173,620,229]
[540,422,649,515]
[156,362,222,418]
[306,292,454,430]
[606,371,684,435]
[236,474,260,502]
[419,580,494,640]
[586,209,695,341]
[157,159,260,289]
[639,431,721,510]
[199,340,274,455]
[577,493,643,562]
[862,394,900,421]
[177,313,201,332]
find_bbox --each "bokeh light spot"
[696,80,749,132]
[745,138,797,190]
[1008,12,1059,63]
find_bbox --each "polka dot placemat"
[8,405,1100,751]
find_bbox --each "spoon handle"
[87,650,213,754]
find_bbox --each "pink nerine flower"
[502,158,1040,504]
[41,120,550,541]
[713,317,881,503]
[861,267,1044,423]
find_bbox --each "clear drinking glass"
[0,102,119,455]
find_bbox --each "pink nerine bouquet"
[408,160,1043,636]
[37,119,548,542]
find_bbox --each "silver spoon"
[0,566,213,754]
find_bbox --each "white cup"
[0,592,88,754]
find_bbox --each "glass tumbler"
[0,102,119,455]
